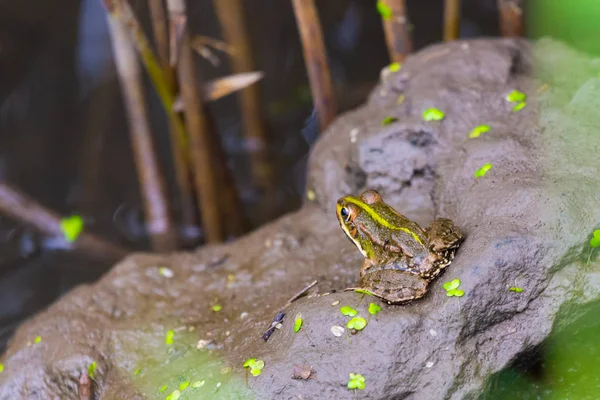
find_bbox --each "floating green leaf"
[159,385,168,393]
[422,108,445,121]
[469,124,491,139]
[166,390,181,400]
[0,363,4,373]
[88,361,97,378]
[165,329,175,345]
[512,101,526,112]
[347,373,366,390]
[192,380,205,388]
[243,358,256,368]
[376,0,393,19]
[244,358,265,377]
[60,214,84,243]
[590,230,600,248]
[506,90,526,103]
[443,279,460,291]
[294,316,303,333]
[179,381,190,391]
[474,163,492,178]
[340,306,358,317]
[368,303,382,315]
[211,304,222,312]
[389,62,401,72]
[34,336,42,344]
[381,116,398,126]
[447,289,465,297]
[347,317,367,330]
[509,287,523,293]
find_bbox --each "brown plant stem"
[498,0,523,37]
[106,10,178,251]
[291,0,337,131]
[0,183,127,260]
[380,0,413,63]
[167,0,223,243]
[148,0,197,229]
[213,0,272,190]
[443,0,461,41]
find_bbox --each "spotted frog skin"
[336,190,464,304]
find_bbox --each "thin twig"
[443,0,461,41]
[106,9,178,251]
[291,0,337,131]
[380,0,413,63]
[148,0,197,228]
[284,280,318,308]
[167,0,224,243]
[497,0,523,37]
[0,183,127,260]
[213,0,273,191]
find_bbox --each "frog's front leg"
[427,218,464,252]
[356,269,429,304]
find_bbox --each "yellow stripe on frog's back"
[344,197,424,245]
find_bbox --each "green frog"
[336,189,464,304]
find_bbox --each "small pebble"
[429,329,437,337]
[426,361,434,368]
[240,312,249,319]
[292,364,314,380]
[331,326,345,337]
[158,267,174,278]
[331,300,340,306]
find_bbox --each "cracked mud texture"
[2,37,600,399]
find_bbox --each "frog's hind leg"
[357,270,428,304]
[427,218,464,253]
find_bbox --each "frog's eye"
[340,207,350,221]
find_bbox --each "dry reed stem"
[148,0,196,228]
[106,11,178,251]
[380,0,413,63]
[443,0,461,41]
[498,0,523,37]
[213,0,272,190]
[291,0,337,131]
[0,183,127,260]
[167,0,224,243]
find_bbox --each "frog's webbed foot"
[427,218,465,253]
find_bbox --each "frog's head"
[336,190,384,259]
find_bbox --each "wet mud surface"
[2,38,600,399]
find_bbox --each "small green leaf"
[159,385,168,393]
[179,381,190,391]
[469,124,490,139]
[506,90,526,103]
[254,360,265,370]
[294,316,303,333]
[134,368,142,376]
[376,0,393,19]
[381,116,398,126]
[88,361,97,379]
[509,287,523,293]
[166,390,181,400]
[389,62,401,72]
[165,329,175,345]
[348,373,366,390]
[60,214,84,243]
[443,279,460,291]
[474,163,492,178]
[590,233,600,248]
[340,306,358,317]
[211,304,222,312]
[192,380,205,388]
[368,303,382,315]
[34,336,42,344]
[594,230,600,239]
[512,101,526,112]
[347,317,367,330]
[251,368,262,377]
[447,288,465,297]
[422,108,445,121]
[0,363,4,373]
[243,358,256,368]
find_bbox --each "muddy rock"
[2,38,600,400]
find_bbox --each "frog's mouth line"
[339,222,368,258]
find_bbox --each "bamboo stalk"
[148,0,197,229]
[166,0,223,243]
[443,0,461,41]
[380,0,412,63]
[106,11,178,251]
[498,0,523,37]
[291,0,337,131]
[0,183,127,260]
[213,0,272,189]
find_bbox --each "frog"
[336,189,464,304]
